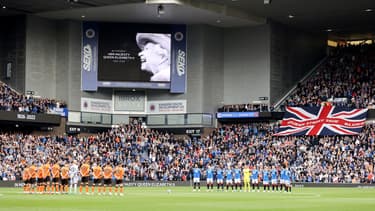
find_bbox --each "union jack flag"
[274,106,368,136]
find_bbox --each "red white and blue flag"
[274,106,368,136]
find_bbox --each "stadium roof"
[1,0,375,40]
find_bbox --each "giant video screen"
[81,22,186,93]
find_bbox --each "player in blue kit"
[234,165,242,192]
[271,166,279,192]
[206,165,214,191]
[262,167,270,192]
[216,165,224,191]
[225,166,233,192]
[251,167,259,192]
[284,168,292,193]
[192,164,201,191]
[280,168,285,192]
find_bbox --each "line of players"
[21,159,125,196]
[192,164,292,193]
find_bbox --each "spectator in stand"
[0,81,66,114]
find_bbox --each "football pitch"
[0,187,374,211]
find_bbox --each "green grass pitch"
[0,187,374,211]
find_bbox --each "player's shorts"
[263,181,269,185]
[30,178,37,184]
[193,178,200,183]
[206,178,213,183]
[45,176,51,183]
[70,176,79,184]
[280,179,285,184]
[284,180,291,186]
[234,178,241,184]
[37,178,44,184]
[243,179,250,183]
[271,179,278,185]
[61,179,69,186]
[251,179,258,184]
[94,178,102,184]
[104,178,112,185]
[116,179,123,185]
[23,179,29,184]
[81,176,89,183]
[217,179,223,184]
[52,177,60,183]
[226,179,233,184]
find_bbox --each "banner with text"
[81,97,112,113]
[81,22,99,91]
[147,100,186,114]
[274,106,367,136]
[170,25,187,93]
[114,91,145,112]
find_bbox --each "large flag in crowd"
[274,106,368,136]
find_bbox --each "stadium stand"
[1,121,374,184]
[0,81,67,113]
[284,43,375,109]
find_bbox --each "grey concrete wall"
[55,20,82,111]
[3,15,329,117]
[25,15,57,98]
[223,24,271,105]
[270,22,326,105]
[202,26,224,113]
[0,16,26,92]
[23,19,272,115]
[25,17,303,116]
[25,17,82,110]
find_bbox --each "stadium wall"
[25,16,83,111]
[269,21,326,105]
[223,24,271,105]
[55,20,82,111]
[24,18,228,114]
[25,15,57,99]
[23,16,326,115]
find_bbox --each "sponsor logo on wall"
[81,97,112,113]
[147,100,186,114]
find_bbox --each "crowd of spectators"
[284,43,375,109]
[0,121,374,184]
[0,81,67,113]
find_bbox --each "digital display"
[81,22,187,93]
[216,112,259,119]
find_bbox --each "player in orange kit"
[92,163,103,195]
[28,163,37,193]
[80,160,90,194]
[103,162,113,195]
[43,160,51,193]
[114,163,125,196]
[51,161,61,193]
[37,164,44,193]
[60,163,70,194]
